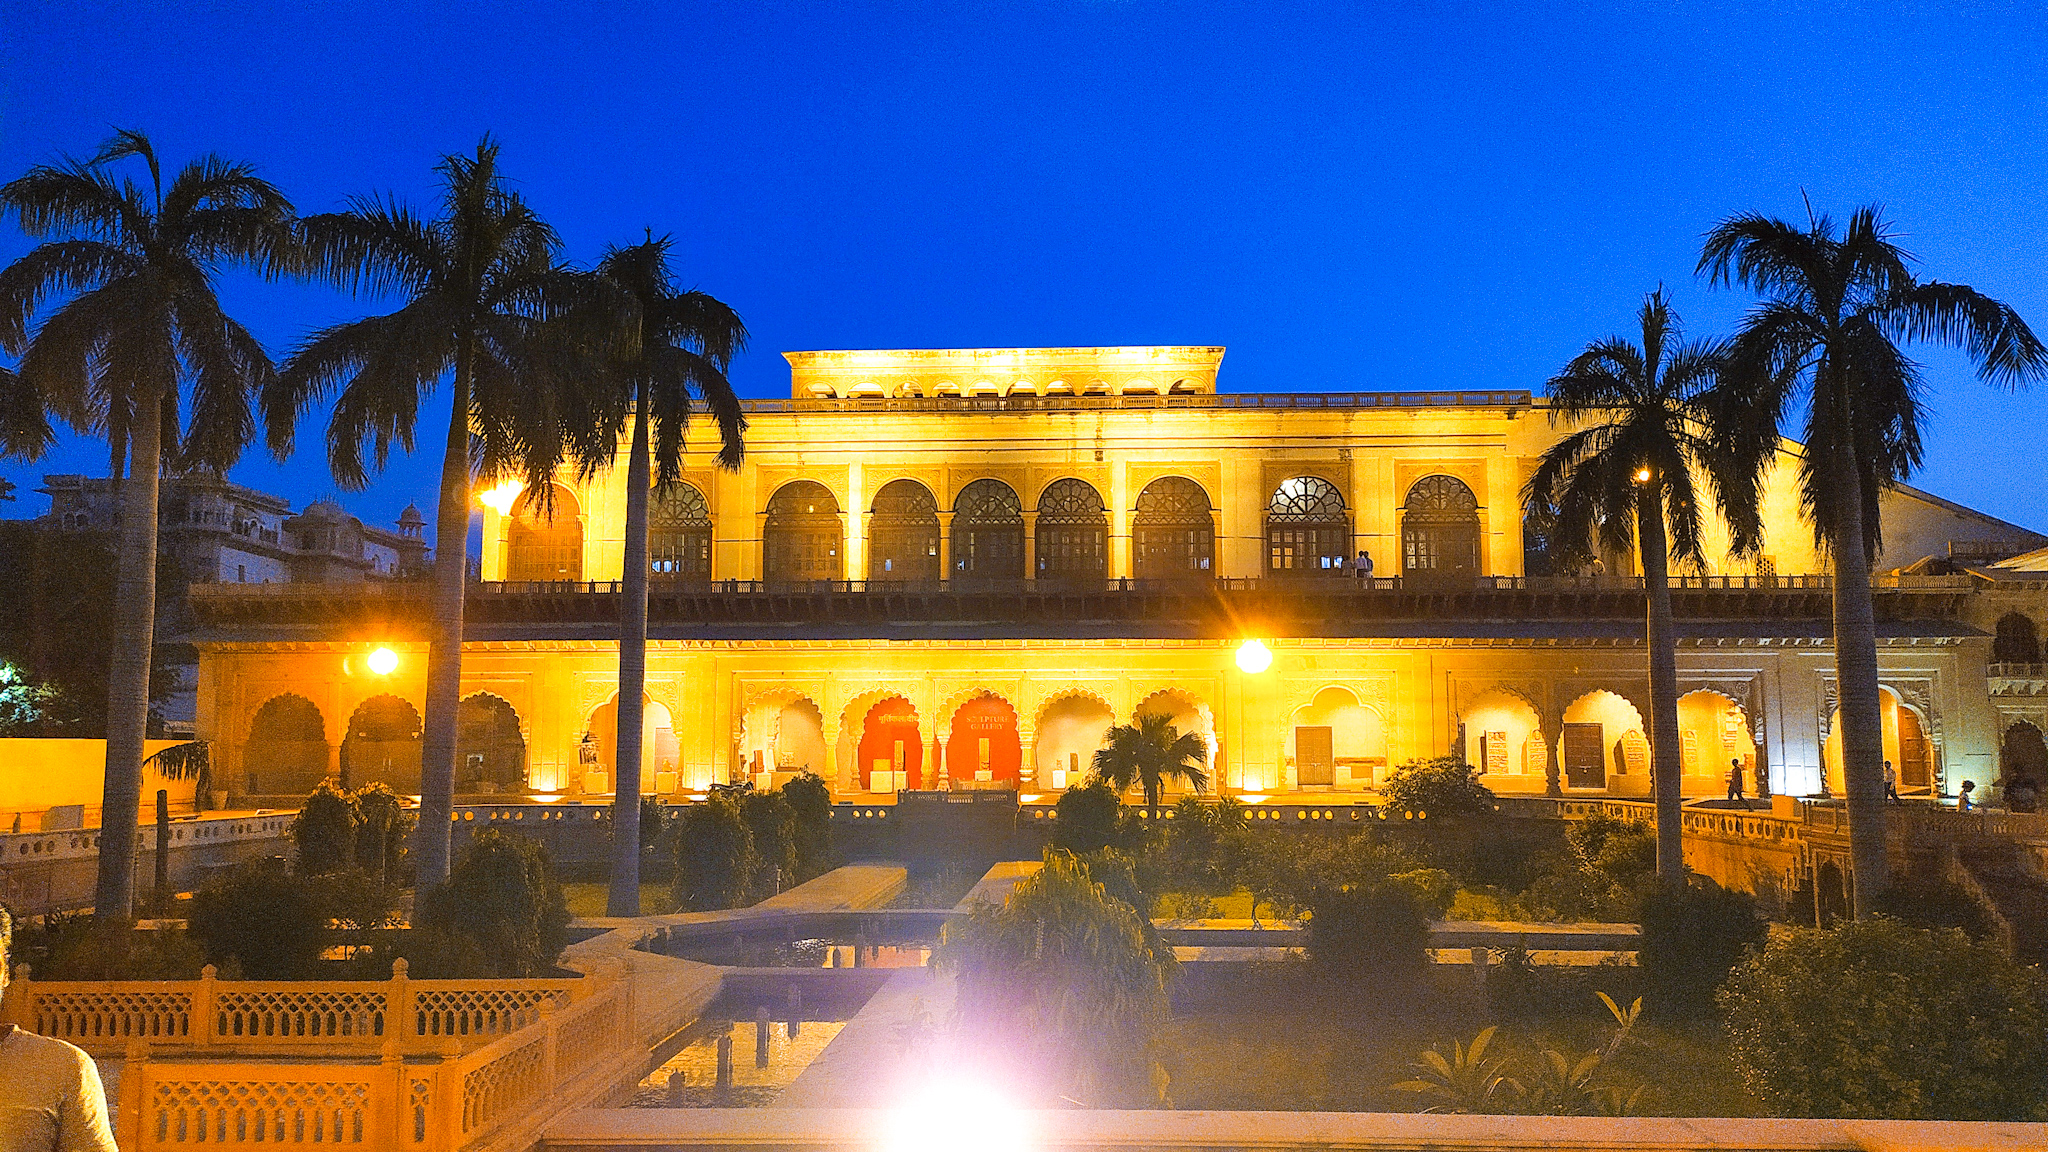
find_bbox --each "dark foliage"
[1052,779,1128,854]
[350,783,412,884]
[671,789,756,911]
[187,858,328,979]
[1380,757,1496,818]
[1635,876,1766,1018]
[414,829,570,978]
[0,523,181,735]
[289,781,359,876]
[742,788,798,897]
[1303,882,1431,982]
[781,771,836,882]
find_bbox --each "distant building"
[35,473,430,731]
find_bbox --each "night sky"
[5,2,2046,535]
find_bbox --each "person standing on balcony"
[1726,758,1746,804]
[1355,550,1374,583]
[1883,761,1900,804]
[0,908,119,1151]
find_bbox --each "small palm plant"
[1394,1025,1518,1113]
[1091,711,1210,822]
[1397,993,1650,1116]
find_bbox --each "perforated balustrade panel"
[32,987,194,1049]
[211,986,386,1044]
[410,986,570,1040]
[143,1076,374,1146]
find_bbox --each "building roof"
[781,346,1227,399]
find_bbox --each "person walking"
[1726,758,1746,804]
[1883,760,1900,804]
[1959,780,1976,812]
[0,908,119,1151]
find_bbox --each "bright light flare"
[1634,467,1652,483]
[1235,639,1273,674]
[884,1081,1027,1152]
[478,481,523,515]
[367,647,399,676]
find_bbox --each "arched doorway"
[1677,691,1762,796]
[1034,479,1107,582]
[507,484,583,581]
[2000,722,2046,813]
[1402,475,1480,578]
[1559,690,1647,791]
[649,482,712,580]
[763,481,843,583]
[1265,476,1349,575]
[1034,693,1116,790]
[1823,687,1935,795]
[244,694,329,797]
[1993,613,2041,664]
[340,695,422,794]
[739,695,827,779]
[855,697,925,792]
[456,694,526,794]
[1289,687,1386,790]
[586,694,678,793]
[1132,477,1214,579]
[947,694,1022,789]
[1459,689,1546,785]
[869,479,940,581]
[951,479,1025,582]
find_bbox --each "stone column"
[821,721,845,795]
[935,728,951,789]
[1018,722,1038,789]
[846,461,865,582]
[1022,511,1039,581]
[1110,465,1131,580]
[936,510,955,581]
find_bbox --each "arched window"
[952,479,1024,581]
[507,484,583,581]
[1133,477,1213,579]
[1266,477,1349,574]
[869,479,940,581]
[1036,478,1108,581]
[1402,475,1480,577]
[1994,613,2041,664]
[763,481,842,582]
[649,483,711,579]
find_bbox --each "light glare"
[479,481,523,515]
[367,647,399,676]
[1235,639,1273,674]
[885,1081,1026,1152]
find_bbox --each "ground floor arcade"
[194,634,2008,806]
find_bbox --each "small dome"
[398,504,426,526]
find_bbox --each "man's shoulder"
[4,1028,97,1069]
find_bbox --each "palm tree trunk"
[608,384,652,917]
[1637,492,1684,886]
[415,339,474,887]
[1829,436,1888,918]
[93,389,164,925]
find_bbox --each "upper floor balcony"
[188,573,1980,643]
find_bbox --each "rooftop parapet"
[781,346,1226,399]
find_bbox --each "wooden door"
[1563,723,1606,789]
[1296,726,1334,786]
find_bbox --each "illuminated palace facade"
[190,347,2048,809]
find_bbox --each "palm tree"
[266,138,585,886]
[1700,206,2046,916]
[573,236,747,918]
[1091,711,1210,822]
[0,130,293,923]
[1525,289,1766,884]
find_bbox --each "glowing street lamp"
[1634,467,1652,484]
[1235,639,1273,674]
[367,647,399,676]
[478,481,523,516]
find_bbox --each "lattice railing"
[3,960,589,1056]
[109,959,637,1151]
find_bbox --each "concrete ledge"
[542,1108,2048,1150]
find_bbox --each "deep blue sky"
[5,2,2047,534]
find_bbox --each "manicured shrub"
[1566,809,1656,888]
[289,781,359,876]
[350,783,412,883]
[1636,876,1765,1017]
[781,771,836,882]
[742,788,798,896]
[671,789,756,911]
[187,858,328,979]
[1303,881,1431,981]
[16,909,205,980]
[1387,867,1457,919]
[935,850,1174,1106]
[1380,756,1495,818]
[1052,779,1126,854]
[1718,917,2048,1120]
[415,830,570,978]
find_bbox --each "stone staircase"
[1952,842,2048,964]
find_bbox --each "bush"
[392,926,493,980]
[1718,917,2048,1120]
[187,858,329,979]
[415,830,570,978]
[935,850,1174,1106]
[1380,756,1495,818]
[742,788,798,897]
[1635,876,1765,1017]
[1052,779,1126,854]
[782,772,836,882]
[1303,881,1431,981]
[1874,874,2001,941]
[1155,796,1240,895]
[1566,809,1656,889]
[1387,867,1457,919]
[289,782,359,876]
[671,789,756,911]
[350,783,412,884]
[15,910,205,980]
